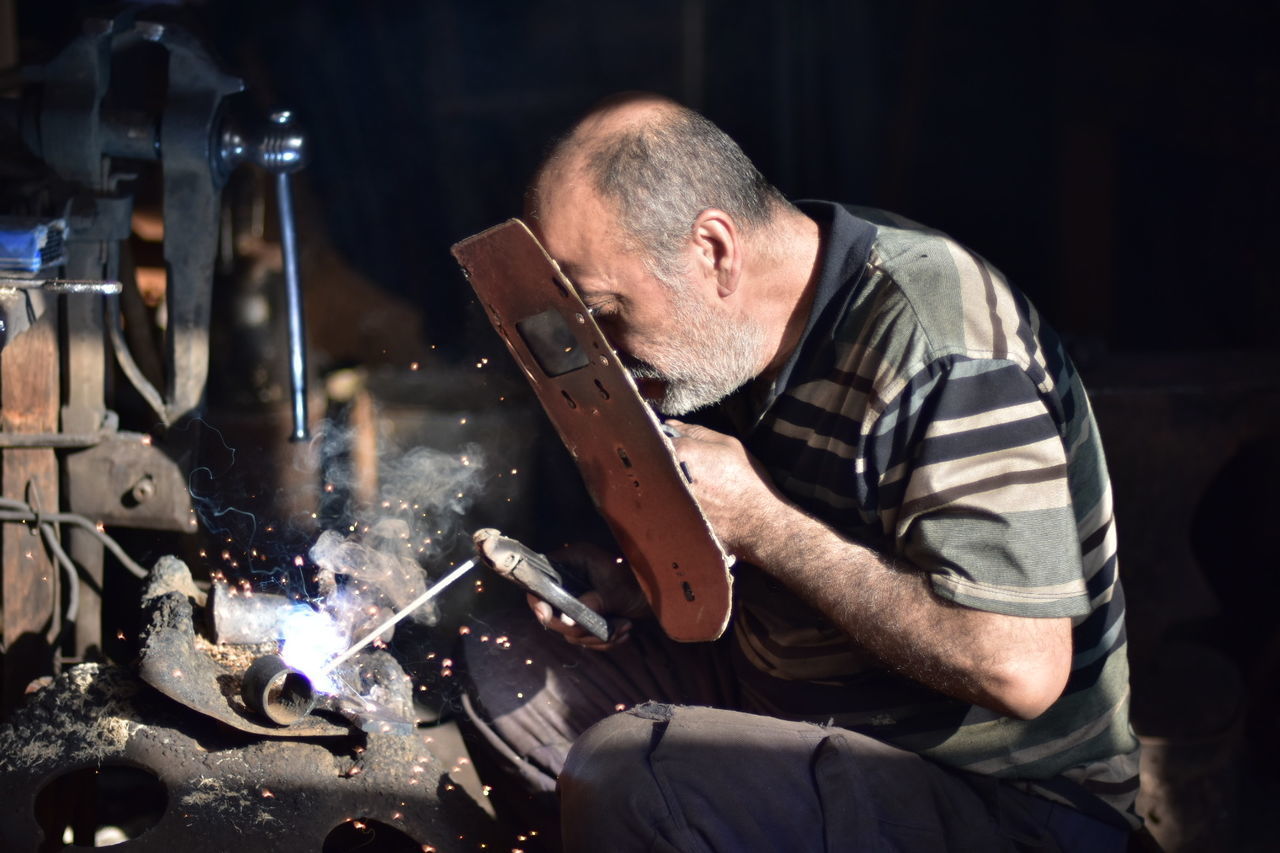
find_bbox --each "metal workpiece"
[210,579,293,644]
[138,573,347,739]
[241,654,317,726]
[138,557,424,736]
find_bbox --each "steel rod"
[276,171,308,441]
[319,558,476,675]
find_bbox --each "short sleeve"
[864,357,1089,618]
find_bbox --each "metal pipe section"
[241,653,317,726]
[210,580,294,644]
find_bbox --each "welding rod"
[319,558,476,675]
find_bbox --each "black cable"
[0,497,149,579]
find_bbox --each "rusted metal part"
[0,429,111,448]
[241,654,317,726]
[451,219,733,643]
[64,434,197,531]
[140,557,420,736]
[1,303,59,714]
[137,577,348,739]
[0,664,503,851]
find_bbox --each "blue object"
[0,220,66,275]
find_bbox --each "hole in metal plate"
[36,764,167,846]
[562,389,577,409]
[617,446,632,468]
[682,581,695,601]
[595,379,610,400]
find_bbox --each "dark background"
[18,0,1280,360]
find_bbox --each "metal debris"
[0,664,500,851]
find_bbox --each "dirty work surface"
[0,664,503,851]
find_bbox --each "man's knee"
[559,706,672,851]
[561,705,666,799]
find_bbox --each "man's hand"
[664,420,1071,720]
[663,418,790,557]
[527,542,649,650]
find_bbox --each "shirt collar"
[762,200,878,404]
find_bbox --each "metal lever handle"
[221,109,311,440]
[262,111,309,441]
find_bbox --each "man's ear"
[690,209,742,298]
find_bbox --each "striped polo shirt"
[712,201,1140,826]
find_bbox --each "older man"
[462,94,1139,852]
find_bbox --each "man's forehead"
[534,182,615,267]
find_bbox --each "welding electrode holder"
[472,528,614,642]
[241,653,318,726]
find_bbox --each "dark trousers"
[462,612,1130,852]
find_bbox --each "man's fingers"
[664,418,730,446]
[528,594,554,626]
[526,591,628,648]
[571,618,632,649]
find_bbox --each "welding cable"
[38,520,80,637]
[106,293,169,426]
[0,497,149,579]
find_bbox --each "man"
[462,93,1140,851]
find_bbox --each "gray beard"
[628,296,766,417]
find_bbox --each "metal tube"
[241,653,317,726]
[211,580,293,644]
[276,171,308,441]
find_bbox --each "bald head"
[531,94,790,282]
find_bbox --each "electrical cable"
[0,497,149,579]
[39,520,79,636]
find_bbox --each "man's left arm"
[666,420,1073,721]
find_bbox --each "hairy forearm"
[666,419,1071,718]
[734,498,1071,720]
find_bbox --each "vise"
[0,11,313,707]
